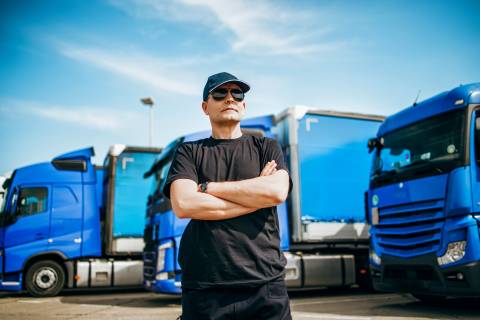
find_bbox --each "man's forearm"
[206,170,289,208]
[172,190,256,221]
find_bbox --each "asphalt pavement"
[1,287,480,320]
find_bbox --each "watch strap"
[200,181,209,193]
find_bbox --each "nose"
[224,90,235,102]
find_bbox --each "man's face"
[202,83,246,125]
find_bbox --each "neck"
[211,123,242,139]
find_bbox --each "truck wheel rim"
[35,268,57,289]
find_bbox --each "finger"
[260,162,271,174]
[264,165,277,176]
[260,166,270,176]
[260,161,274,174]
[266,161,276,168]
[267,162,277,171]
[260,161,278,176]
[261,168,274,176]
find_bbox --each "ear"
[202,101,209,115]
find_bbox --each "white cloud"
[0,99,142,131]
[57,43,200,95]
[110,0,344,56]
[182,0,336,55]
[32,107,124,130]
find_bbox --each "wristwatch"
[200,181,209,193]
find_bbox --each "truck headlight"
[437,241,466,266]
[369,249,381,266]
[157,240,174,272]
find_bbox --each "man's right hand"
[260,160,277,176]
[205,160,289,210]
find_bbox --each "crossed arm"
[170,160,290,221]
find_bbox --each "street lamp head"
[141,97,154,106]
[140,97,155,146]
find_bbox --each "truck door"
[0,184,16,278]
[0,207,5,277]
[49,185,83,257]
[4,186,51,273]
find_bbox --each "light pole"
[140,97,154,146]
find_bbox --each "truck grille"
[143,251,156,281]
[375,199,445,257]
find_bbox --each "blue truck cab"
[143,108,384,294]
[0,145,161,297]
[367,83,480,300]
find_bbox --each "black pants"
[180,279,292,320]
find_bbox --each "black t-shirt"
[163,134,290,289]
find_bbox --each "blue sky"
[1,0,479,174]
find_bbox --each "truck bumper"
[144,279,181,295]
[0,272,23,292]
[0,281,22,291]
[371,254,480,297]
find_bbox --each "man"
[164,72,292,320]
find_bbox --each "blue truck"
[0,145,161,297]
[143,107,384,294]
[367,83,480,301]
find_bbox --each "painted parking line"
[292,312,433,320]
[291,294,409,307]
[17,300,43,304]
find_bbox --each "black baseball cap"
[203,72,250,101]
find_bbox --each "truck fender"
[22,251,71,288]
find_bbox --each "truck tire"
[25,260,65,297]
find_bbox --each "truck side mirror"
[2,207,18,226]
[5,190,19,225]
[367,138,376,153]
[367,137,383,154]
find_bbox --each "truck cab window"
[16,187,48,217]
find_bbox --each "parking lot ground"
[1,287,480,320]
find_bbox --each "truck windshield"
[371,109,466,187]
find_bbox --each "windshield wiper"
[398,157,454,175]
[371,155,461,185]
[372,169,398,181]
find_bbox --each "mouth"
[221,107,238,112]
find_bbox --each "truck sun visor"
[52,159,87,171]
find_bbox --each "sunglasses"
[210,88,245,102]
